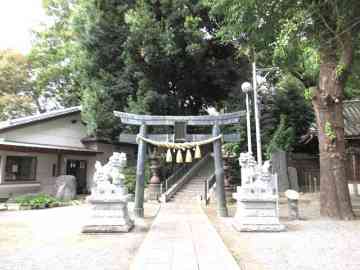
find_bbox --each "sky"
[0,0,48,54]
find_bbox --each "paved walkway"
[0,203,159,270]
[131,203,240,270]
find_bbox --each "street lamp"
[244,63,279,167]
[254,64,279,166]
[241,82,252,155]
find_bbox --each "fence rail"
[160,165,189,195]
[204,174,216,206]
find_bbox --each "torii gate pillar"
[134,124,147,218]
[213,124,228,217]
[115,110,245,218]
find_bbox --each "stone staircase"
[171,157,214,203]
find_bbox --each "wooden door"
[66,160,87,194]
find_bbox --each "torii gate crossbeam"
[114,110,245,218]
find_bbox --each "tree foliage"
[272,73,314,139]
[123,0,246,116]
[0,49,37,120]
[29,0,82,109]
[207,0,360,219]
[43,0,247,136]
[265,114,295,159]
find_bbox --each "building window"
[5,156,37,182]
[52,164,57,177]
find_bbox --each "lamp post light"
[252,62,263,166]
[244,62,279,167]
[254,63,280,166]
[241,81,252,155]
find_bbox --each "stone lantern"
[147,149,162,201]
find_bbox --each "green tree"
[208,0,360,219]
[81,80,115,137]
[0,95,36,121]
[266,114,295,158]
[71,0,135,137]
[0,49,37,119]
[123,0,245,116]
[28,0,82,109]
[272,73,314,139]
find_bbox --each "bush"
[14,194,61,209]
[266,114,295,159]
[123,163,150,194]
[123,167,137,194]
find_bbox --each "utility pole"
[252,61,262,166]
[241,82,252,154]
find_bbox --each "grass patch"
[14,194,67,209]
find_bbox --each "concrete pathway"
[0,203,159,270]
[131,203,240,270]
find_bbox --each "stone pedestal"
[55,175,77,201]
[271,150,290,192]
[82,197,134,233]
[285,189,300,220]
[147,183,161,201]
[225,186,235,202]
[82,152,134,233]
[234,153,285,232]
[288,167,300,191]
[288,199,299,220]
[224,154,235,201]
[233,191,285,232]
[147,152,162,201]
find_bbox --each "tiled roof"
[0,106,81,131]
[0,139,100,154]
[0,138,98,153]
[343,99,360,137]
[302,99,360,142]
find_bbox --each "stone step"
[183,183,205,187]
[184,181,206,186]
[175,190,202,194]
[173,193,202,197]
[167,155,214,203]
[185,181,205,185]
[178,189,204,193]
[175,193,202,197]
[177,189,203,193]
[183,186,204,190]
[172,192,199,196]
[174,194,199,197]
[171,199,200,203]
[185,183,205,187]
[186,186,205,190]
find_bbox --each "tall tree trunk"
[312,43,354,220]
[32,95,45,113]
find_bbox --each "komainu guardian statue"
[82,152,134,233]
[233,153,285,232]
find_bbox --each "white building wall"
[0,111,136,197]
[61,154,97,191]
[0,149,102,196]
[0,150,57,196]
[0,113,88,148]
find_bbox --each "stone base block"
[82,197,134,233]
[348,183,360,196]
[82,222,134,233]
[146,183,161,201]
[233,197,286,232]
[233,221,286,232]
[225,186,235,202]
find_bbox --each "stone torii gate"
[114,111,245,218]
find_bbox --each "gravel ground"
[0,202,159,270]
[205,193,360,270]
